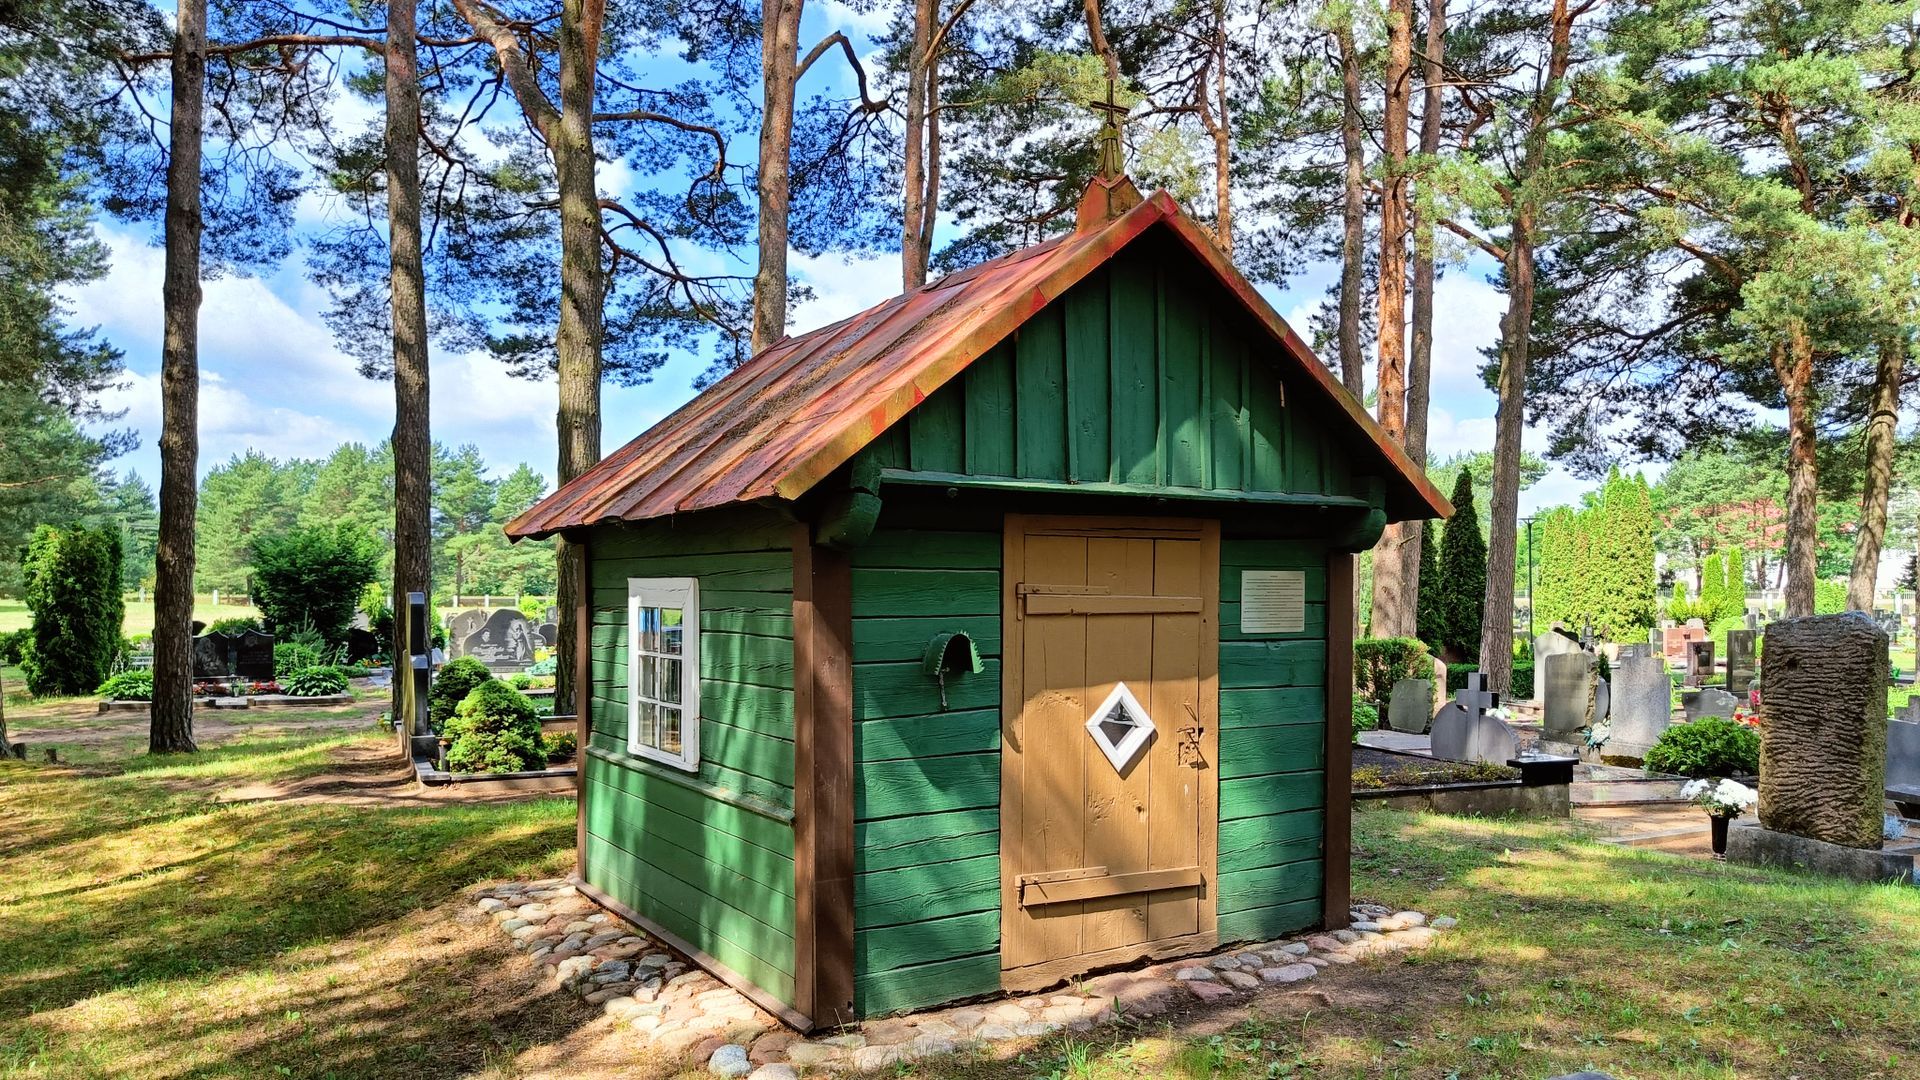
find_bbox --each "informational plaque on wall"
[1240,570,1306,634]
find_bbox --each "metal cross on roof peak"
[1086,75,1129,180]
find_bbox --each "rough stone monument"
[1725,629,1757,692]
[1605,653,1673,762]
[1727,611,1916,882]
[1542,652,1604,750]
[1386,677,1435,734]
[1430,673,1518,765]
[1685,639,1714,687]
[460,608,539,672]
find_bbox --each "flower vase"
[1710,812,1732,856]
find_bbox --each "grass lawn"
[0,597,263,637]
[3,719,1917,1079]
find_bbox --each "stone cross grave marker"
[1685,639,1714,687]
[1725,629,1757,692]
[1542,652,1604,744]
[1430,672,1517,765]
[461,608,539,672]
[1607,653,1673,761]
[1386,677,1434,734]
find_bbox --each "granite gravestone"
[445,609,488,659]
[535,622,560,649]
[1728,612,1914,882]
[1607,653,1673,761]
[1542,652,1604,744]
[460,608,538,672]
[1889,706,1920,815]
[1683,686,1738,721]
[1386,677,1435,734]
[1430,673,1518,765]
[1660,625,1704,664]
[1685,639,1714,687]
[1725,629,1757,692]
[191,634,230,679]
[234,629,276,680]
[1745,611,1760,631]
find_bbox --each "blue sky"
[73,1,1601,515]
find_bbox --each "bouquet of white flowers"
[1681,777,1758,818]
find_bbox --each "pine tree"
[1435,470,1486,659]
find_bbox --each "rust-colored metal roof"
[506,190,1451,540]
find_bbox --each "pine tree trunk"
[1399,0,1445,642]
[754,0,802,352]
[1335,17,1366,401]
[900,0,935,289]
[388,0,432,712]
[553,0,607,717]
[1480,212,1534,696]
[1848,337,1901,610]
[151,0,206,754]
[1778,330,1818,617]
[1204,3,1232,254]
[1370,0,1415,639]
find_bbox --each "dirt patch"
[216,740,567,807]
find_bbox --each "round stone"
[1433,916,1458,929]
[1173,966,1217,981]
[1350,920,1382,932]
[1185,981,1234,1002]
[748,1066,798,1080]
[1257,964,1317,984]
[708,1044,752,1077]
[783,1043,841,1067]
[1219,970,1260,990]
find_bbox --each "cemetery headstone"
[1685,617,1706,630]
[1429,673,1518,765]
[535,622,560,649]
[345,626,380,663]
[234,629,276,680]
[1682,686,1738,721]
[1887,710,1920,814]
[1660,624,1705,664]
[1386,677,1435,734]
[1607,653,1672,761]
[1745,611,1759,631]
[1725,629,1757,692]
[191,634,230,680]
[445,609,489,659]
[461,608,539,672]
[1685,639,1714,687]
[1542,652,1603,745]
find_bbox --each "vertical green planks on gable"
[582,510,799,1009]
[1109,256,1159,485]
[964,341,1017,477]
[848,525,1004,1016]
[1213,536,1328,944]
[1208,322,1248,491]
[1162,271,1207,489]
[1015,317,1068,478]
[1063,269,1111,483]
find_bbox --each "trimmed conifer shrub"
[20,524,125,697]
[249,525,380,646]
[443,680,548,774]
[1435,471,1486,659]
[428,656,494,728]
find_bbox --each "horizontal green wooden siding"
[849,527,1003,1016]
[582,510,797,1009]
[1211,537,1328,942]
[852,236,1360,504]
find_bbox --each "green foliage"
[1415,518,1442,650]
[1435,471,1487,658]
[1814,579,1847,615]
[527,656,557,677]
[333,663,371,679]
[507,673,532,690]
[282,666,349,698]
[20,524,125,697]
[249,524,381,646]
[97,668,154,701]
[542,730,577,759]
[274,642,322,679]
[1448,661,1534,700]
[428,656,494,728]
[1723,547,1749,619]
[1698,551,1727,625]
[1535,471,1657,642]
[1352,701,1379,744]
[1354,637,1431,708]
[1644,717,1761,778]
[205,616,263,636]
[0,628,30,666]
[443,680,548,774]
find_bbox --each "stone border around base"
[96,693,356,714]
[471,880,1456,1077]
[1725,822,1917,884]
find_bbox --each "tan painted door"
[1001,515,1220,986]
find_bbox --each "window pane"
[660,607,684,655]
[638,606,661,653]
[661,706,682,755]
[655,657,682,704]
[643,700,666,749]
[638,655,658,702]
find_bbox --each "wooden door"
[1000,515,1220,986]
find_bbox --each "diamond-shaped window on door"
[1086,682,1156,773]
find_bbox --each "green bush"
[249,525,380,646]
[507,673,532,690]
[1446,661,1534,699]
[206,616,263,636]
[20,524,124,697]
[527,655,557,677]
[97,668,154,701]
[443,680,548,773]
[543,730,577,759]
[1354,637,1432,708]
[333,663,371,679]
[428,656,494,728]
[274,642,322,679]
[1813,579,1847,616]
[283,666,350,698]
[1352,701,1379,744]
[0,628,29,666]
[1644,716,1760,778]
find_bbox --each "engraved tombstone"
[445,609,488,659]
[1386,677,1435,734]
[1607,653,1673,761]
[1430,673,1517,765]
[234,629,276,680]
[1725,629,1757,692]
[1685,639,1714,687]
[535,622,560,649]
[461,608,539,672]
[191,634,231,680]
[1542,652,1602,742]
[1682,685,1737,721]
[1889,708,1920,810]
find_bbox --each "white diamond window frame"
[1085,682,1156,773]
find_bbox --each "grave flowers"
[1683,777,1759,856]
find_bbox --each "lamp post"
[1521,514,1537,644]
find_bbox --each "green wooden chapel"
[506,175,1449,1030]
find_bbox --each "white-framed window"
[627,577,700,771]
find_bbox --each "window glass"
[627,579,699,770]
